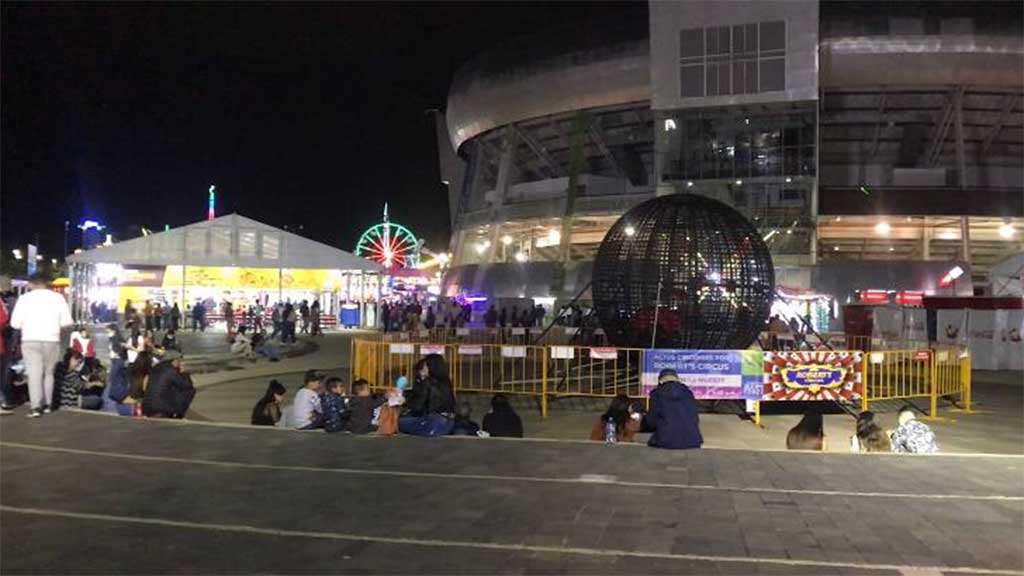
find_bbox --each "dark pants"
[399,414,454,437]
[0,351,12,407]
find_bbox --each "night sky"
[2,2,647,259]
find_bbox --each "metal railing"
[351,339,972,421]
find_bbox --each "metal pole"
[650,278,663,349]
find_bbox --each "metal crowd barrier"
[372,326,610,346]
[351,339,972,421]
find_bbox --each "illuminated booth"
[66,214,384,328]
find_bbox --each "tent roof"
[66,213,383,272]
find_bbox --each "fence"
[351,339,972,421]
[369,326,611,346]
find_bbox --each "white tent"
[67,213,382,272]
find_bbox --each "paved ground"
[2,412,1022,575]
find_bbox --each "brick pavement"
[2,412,1022,575]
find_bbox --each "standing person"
[299,300,310,334]
[284,303,298,343]
[310,300,322,336]
[642,369,702,449]
[424,306,436,330]
[484,305,497,328]
[170,303,181,332]
[143,300,154,332]
[10,276,73,417]
[0,297,13,414]
[498,307,507,329]
[271,302,283,340]
[153,302,163,332]
[380,302,391,333]
[890,406,938,454]
[223,301,235,334]
[141,351,195,419]
[251,380,287,426]
[191,301,204,332]
[482,394,524,438]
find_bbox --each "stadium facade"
[436,1,1023,308]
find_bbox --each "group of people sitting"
[250,354,525,438]
[786,405,939,453]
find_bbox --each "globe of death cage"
[592,194,775,349]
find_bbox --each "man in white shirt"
[10,277,73,417]
[291,370,324,429]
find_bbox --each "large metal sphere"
[592,194,774,349]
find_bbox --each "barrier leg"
[929,352,938,419]
[962,355,972,412]
[860,354,869,413]
[541,350,548,419]
[753,400,760,427]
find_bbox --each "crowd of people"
[0,278,198,419]
[250,354,528,439]
[785,405,939,454]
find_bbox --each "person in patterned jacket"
[890,406,938,454]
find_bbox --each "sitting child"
[320,377,350,433]
[450,402,481,436]
[345,379,386,434]
[372,376,406,435]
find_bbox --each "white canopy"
[66,213,383,272]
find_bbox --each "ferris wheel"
[354,204,421,268]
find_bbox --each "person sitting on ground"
[450,402,481,436]
[589,394,642,443]
[321,376,350,433]
[291,370,324,430]
[850,410,890,452]
[786,411,827,451]
[482,393,523,438]
[160,329,181,353]
[230,326,256,360]
[373,376,406,436]
[642,369,702,449]
[141,351,195,419]
[251,379,287,426]
[890,406,938,454]
[54,348,89,410]
[345,379,386,434]
[399,354,456,436]
[251,330,280,362]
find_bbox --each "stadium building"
[436,1,1023,314]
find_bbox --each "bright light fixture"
[514,251,528,263]
[785,177,792,183]
[686,181,694,187]
[833,246,839,251]
[875,222,891,235]
[735,180,743,186]
[624,225,636,237]
[35,254,43,261]
[999,223,1015,239]
[474,243,486,255]
[501,235,513,245]
[664,119,677,131]
[51,258,58,265]
[547,230,560,244]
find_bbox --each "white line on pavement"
[3,441,1022,502]
[2,506,1020,576]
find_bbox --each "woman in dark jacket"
[251,380,287,426]
[399,354,455,436]
[482,394,523,438]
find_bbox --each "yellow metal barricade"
[862,349,932,410]
[547,346,644,400]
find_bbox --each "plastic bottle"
[604,418,617,443]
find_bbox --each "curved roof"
[66,213,383,272]
[446,23,650,153]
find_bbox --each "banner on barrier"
[763,351,863,402]
[456,328,470,336]
[458,345,483,356]
[590,347,618,360]
[389,343,415,355]
[550,346,575,359]
[419,344,446,356]
[501,346,527,358]
[642,349,762,399]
